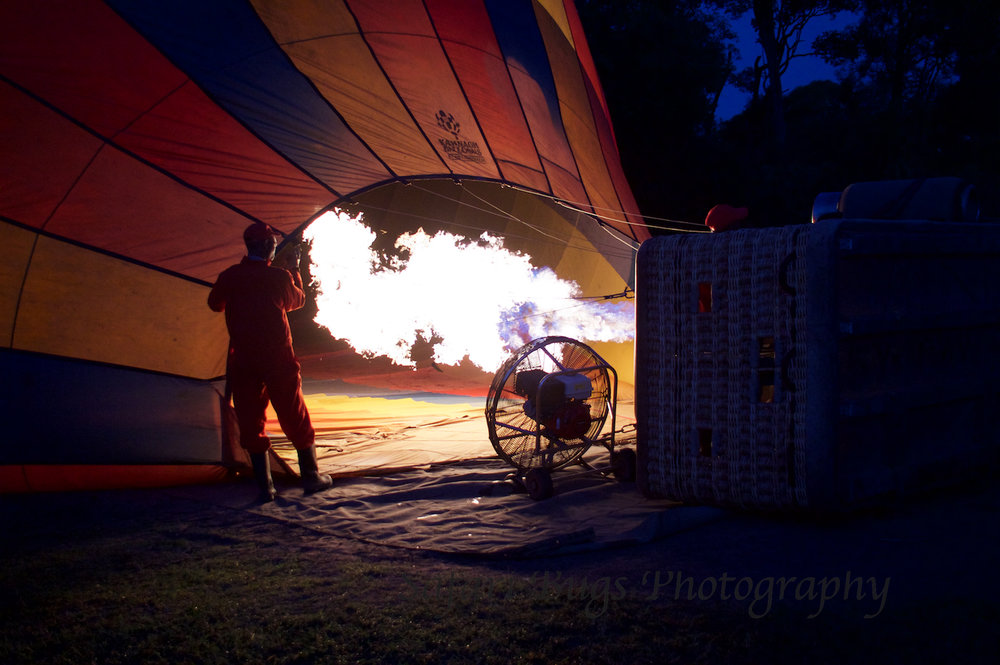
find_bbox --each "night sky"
[717,9,857,120]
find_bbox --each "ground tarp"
[221,388,726,557]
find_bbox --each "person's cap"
[704,204,749,232]
[243,222,282,244]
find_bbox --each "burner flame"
[303,209,634,371]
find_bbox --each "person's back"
[208,257,304,359]
[208,222,331,502]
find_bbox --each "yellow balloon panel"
[253,0,446,176]
[536,0,574,43]
[588,340,635,390]
[349,180,631,294]
[537,6,625,227]
[13,236,228,379]
[501,182,633,287]
[249,0,356,43]
[0,222,37,348]
[552,225,620,296]
[284,37,445,176]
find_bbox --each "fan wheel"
[485,336,612,472]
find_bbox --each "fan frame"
[485,336,619,473]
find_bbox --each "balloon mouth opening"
[302,208,636,374]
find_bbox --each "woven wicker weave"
[636,220,1000,511]
[637,227,808,509]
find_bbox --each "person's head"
[243,223,281,261]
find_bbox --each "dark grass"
[1,488,998,664]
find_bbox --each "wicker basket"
[635,220,1000,511]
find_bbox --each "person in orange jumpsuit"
[208,222,332,502]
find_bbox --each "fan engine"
[485,336,634,499]
[514,368,593,440]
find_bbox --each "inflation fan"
[485,336,636,500]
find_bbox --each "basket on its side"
[635,220,1000,511]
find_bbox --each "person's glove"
[277,243,302,270]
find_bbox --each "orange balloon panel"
[0,0,646,491]
[13,234,227,379]
[0,223,36,349]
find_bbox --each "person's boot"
[297,445,333,494]
[250,452,277,503]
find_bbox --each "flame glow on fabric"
[0,0,648,492]
[304,209,635,373]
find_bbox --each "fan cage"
[486,336,615,471]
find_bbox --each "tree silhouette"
[813,0,1000,206]
[712,0,855,151]
[575,0,1000,224]
[575,0,736,226]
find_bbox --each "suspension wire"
[489,181,709,234]
[498,296,633,324]
[503,285,635,324]
[306,182,648,345]
[343,181,637,263]
[339,197,632,268]
[596,219,643,251]
[452,183,568,245]
[334,197,579,254]
[339,179,710,266]
[550,196,709,234]
[411,181,637,262]
[573,286,634,300]
[315,180,688,309]
[311,199,636,306]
